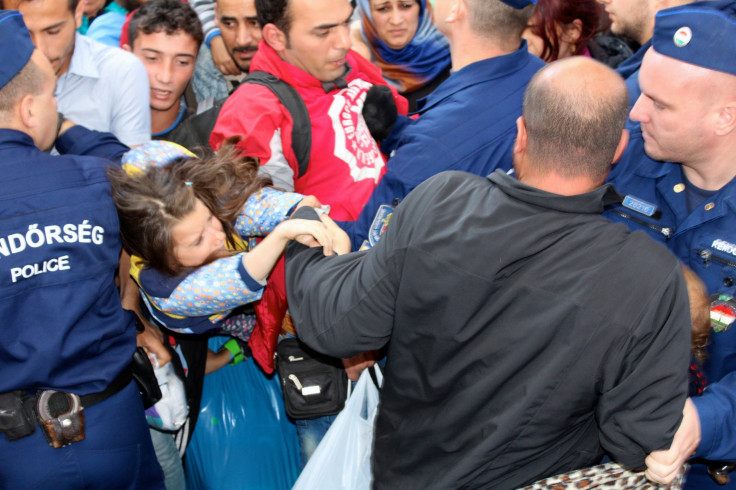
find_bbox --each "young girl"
[109,140,349,372]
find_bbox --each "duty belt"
[0,367,132,448]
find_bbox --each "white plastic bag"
[145,354,188,431]
[292,366,383,490]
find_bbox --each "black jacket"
[286,170,691,489]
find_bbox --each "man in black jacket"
[285,56,691,489]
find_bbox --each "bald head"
[521,57,629,183]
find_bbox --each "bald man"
[284,57,691,490]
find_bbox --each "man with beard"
[598,0,699,108]
[190,0,263,101]
[7,0,150,146]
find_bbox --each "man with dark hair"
[285,56,691,489]
[124,0,207,147]
[0,11,164,488]
[7,0,150,146]
[338,0,545,250]
[210,0,407,218]
[605,2,736,488]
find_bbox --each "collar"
[488,169,623,214]
[321,64,352,93]
[63,33,100,80]
[416,40,538,113]
[616,39,651,79]
[0,128,37,150]
[152,99,188,137]
[103,1,128,15]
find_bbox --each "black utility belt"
[0,367,131,448]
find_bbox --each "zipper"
[288,374,303,390]
[609,209,673,240]
[697,249,736,269]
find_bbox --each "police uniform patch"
[366,204,394,248]
[711,294,736,332]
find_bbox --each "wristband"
[220,338,245,365]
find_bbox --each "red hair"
[529,0,610,61]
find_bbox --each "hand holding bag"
[292,365,383,490]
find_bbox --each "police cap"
[653,0,736,77]
[0,11,35,91]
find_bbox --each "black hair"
[128,0,204,48]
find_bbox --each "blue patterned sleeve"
[235,187,304,237]
[143,254,264,319]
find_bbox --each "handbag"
[520,461,687,489]
[275,337,349,419]
[292,365,382,490]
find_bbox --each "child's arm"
[235,187,306,237]
[242,218,334,281]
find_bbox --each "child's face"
[171,199,228,268]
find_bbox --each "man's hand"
[645,398,701,484]
[137,317,171,367]
[210,35,240,76]
[342,351,377,382]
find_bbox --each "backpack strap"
[244,71,312,178]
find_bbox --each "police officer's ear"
[715,103,736,137]
[262,23,287,52]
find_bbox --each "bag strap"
[243,71,312,178]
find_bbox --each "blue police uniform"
[339,41,544,250]
[616,39,650,111]
[607,129,736,490]
[606,2,736,487]
[0,125,164,488]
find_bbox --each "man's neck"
[681,149,736,191]
[449,33,519,72]
[151,101,182,135]
[520,170,600,196]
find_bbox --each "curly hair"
[128,0,204,48]
[108,140,271,276]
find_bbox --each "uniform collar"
[488,169,622,214]
[416,40,538,113]
[616,39,651,80]
[0,128,37,150]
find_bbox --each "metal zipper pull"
[288,374,303,390]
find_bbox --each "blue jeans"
[150,428,186,490]
[295,414,338,470]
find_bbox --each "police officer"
[0,11,164,488]
[605,2,736,488]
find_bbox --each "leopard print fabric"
[519,462,686,489]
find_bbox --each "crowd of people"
[0,0,735,489]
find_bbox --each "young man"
[124,0,203,140]
[0,11,163,488]
[285,56,691,489]
[210,0,407,220]
[605,2,736,488]
[8,0,150,146]
[339,0,544,250]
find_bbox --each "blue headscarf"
[357,0,451,93]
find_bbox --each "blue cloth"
[85,2,127,47]
[0,11,33,90]
[356,0,451,94]
[0,382,164,489]
[652,0,736,77]
[56,33,150,147]
[0,127,162,488]
[616,39,651,112]
[605,128,736,490]
[339,42,544,250]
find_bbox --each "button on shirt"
[56,33,150,147]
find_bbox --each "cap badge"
[673,26,692,47]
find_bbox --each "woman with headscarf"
[352,0,452,112]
